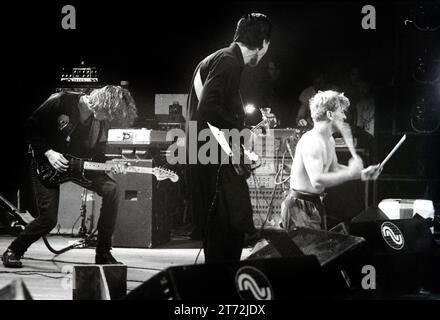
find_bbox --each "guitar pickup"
[134,150,147,159]
[122,149,135,155]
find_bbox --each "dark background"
[0,1,439,211]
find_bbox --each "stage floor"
[0,234,252,300]
[2,234,440,300]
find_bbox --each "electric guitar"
[35,154,179,187]
[208,108,278,178]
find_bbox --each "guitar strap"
[193,67,203,101]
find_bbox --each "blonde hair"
[88,85,137,127]
[309,90,350,122]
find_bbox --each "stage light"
[244,104,256,114]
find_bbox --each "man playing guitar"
[186,13,272,263]
[2,85,137,268]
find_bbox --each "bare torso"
[290,130,335,194]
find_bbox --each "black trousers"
[191,164,254,263]
[9,160,119,256]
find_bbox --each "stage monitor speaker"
[351,206,388,223]
[0,278,33,300]
[112,159,171,248]
[245,228,367,296]
[123,256,329,300]
[349,217,437,294]
[246,228,366,267]
[73,265,127,300]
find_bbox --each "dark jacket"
[185,43,254,238]
[26,91,108,159]
[187,42,246,131]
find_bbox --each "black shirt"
[26,91,107,159]
[187,42,246,131]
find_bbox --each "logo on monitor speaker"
[381,221,405,250]
[235,266,274,300]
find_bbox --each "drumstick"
[339,123,358,158]
[380,134,406,169]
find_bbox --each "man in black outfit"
[2,85,137,268]
[186,13,272,263]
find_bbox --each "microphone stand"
[76,188,97,248]
[43,188,97,255]
[78,188,89,238]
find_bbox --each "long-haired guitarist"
[282,90,382,231]
[185,13,272,263]
[2,85,137,268]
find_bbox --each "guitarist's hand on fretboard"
[110,162,129,175]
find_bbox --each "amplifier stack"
[247,129,300,228]
[111,159,176,248]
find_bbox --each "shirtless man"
[281,90,381,231]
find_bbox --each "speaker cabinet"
[123,257,329,300]
[246,228,368,297]
[349,218,437,294]
[112,159,171,248]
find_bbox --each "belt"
[290,189,323,207]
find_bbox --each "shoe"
[2,249,23,268]
[95,251,123,265]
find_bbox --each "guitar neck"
[83,161,154,174]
